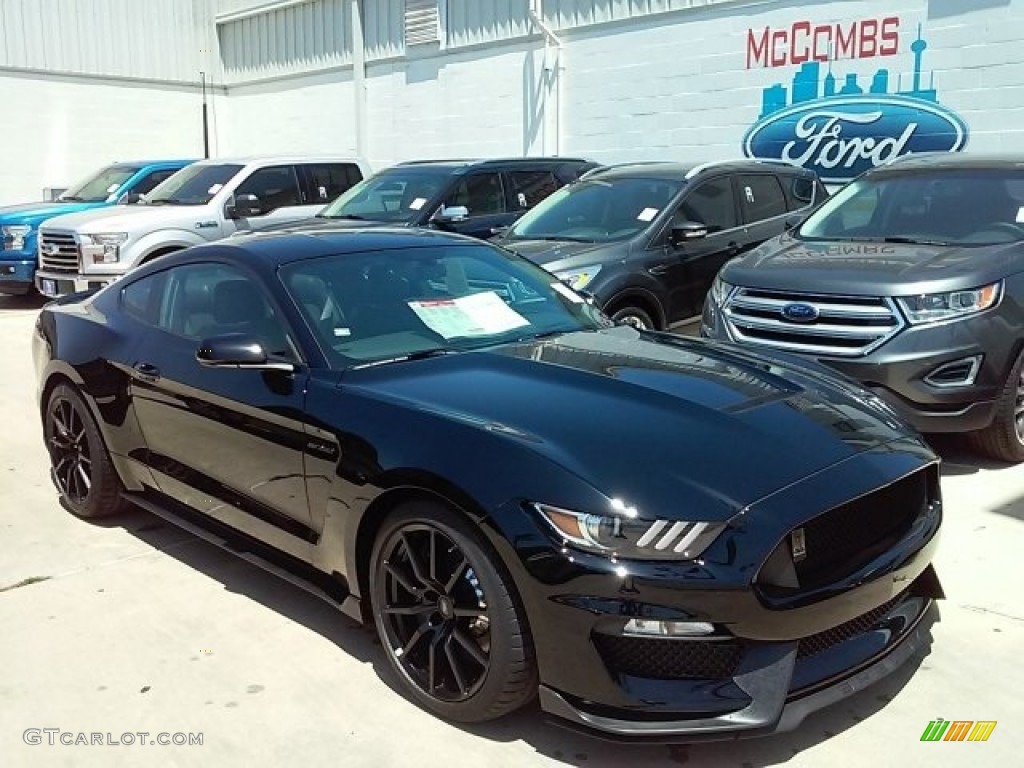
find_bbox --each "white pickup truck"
[35,155,369,298]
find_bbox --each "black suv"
[701,153,1024,461]
[494,160,827,329]
[247,158,599,240]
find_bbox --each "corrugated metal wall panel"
[446,0,532,48]
[364,0,403,60]
[543,0,739,30]
[0,0,212,82]
[218,0,352,83]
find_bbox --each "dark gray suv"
[496,160,827,329]
[702,153,1024,462]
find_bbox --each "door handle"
[132,362,161,382]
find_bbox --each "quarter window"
[445,173,505,216]
[738,174,788,222]
[301,163,364,204]
[508,170,560,209]
[677,178,737,233]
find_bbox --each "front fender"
[127,229,209,267]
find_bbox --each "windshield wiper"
[880,236,951,247]
[351,347,457,369]
[59,195,86,202]
[319,213,368,220]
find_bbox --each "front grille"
[593,634,742,680]
[38,230,80,273]
[797,593,904,659]
[723,288,903,357]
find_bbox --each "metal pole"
[200,71,210,159]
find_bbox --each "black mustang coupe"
[33,228,942,740]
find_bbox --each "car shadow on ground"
[928,434,1015,476]
[0,293,47,311]
[94,504,936,767]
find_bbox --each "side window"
[155,263,296,358]
[508,170,560,209]
[301,163,364,204]
[738,174,787,222]
[131,169,178,196]
[445,173,505,216]
[677,177,737,233]
[234,166,303,213]
[121,273,165,326]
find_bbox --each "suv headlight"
[897,281,1001,325]
[709,275,734,306]
[531,502,728,561]
[555,266,601,291]
[2,225,31,251]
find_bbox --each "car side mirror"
[196,333,294,372]
[783,214,806,231]
[226,193,265,219]
[432,205,470,230]
[669,221,709,247]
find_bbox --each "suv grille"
[723,288,903,357]
[593,634,742,680]
[39,230,80,273]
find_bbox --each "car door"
[656,175,745,323]
[737,173,791,245]
[126,261,315,558]
[439,171,510,239]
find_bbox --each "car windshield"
[506,177,684,243]
[145,163,244,206]
[60,165,139,202]
[798,169,1024,246]
[280,243,607,368]
[318,170,453,223]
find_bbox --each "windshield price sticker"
[409,197,427,210]
[637,207,659,222]
[207,184,224,195]
[408,291,529,339]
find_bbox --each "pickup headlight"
[555,266,601,291]
[709,275,734,306]
[897,282,1001,325]
[2,225,31,251]
[531,502,728,561]
[80,233,129,265]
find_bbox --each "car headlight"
[897,282,1001,325]
[530,502,728,561]
[80,233,129,247]
[709,275,734,306]
[2,225,31,251]
[555,266,601,291]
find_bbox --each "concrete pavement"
[1,295,1022,767]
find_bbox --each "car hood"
[243,216,404,235]
[343,326,915,521]
[37,204,209,233]
[0,200,104,225]
[499,238,621,270]
[723,232,1022,295]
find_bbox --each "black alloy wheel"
[970,349,1024,463]
[370,502,536,722]
[44,384,129,518]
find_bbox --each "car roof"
[880,153,1024,172]
[149,227,485,272]
[391,157,595,173]
[582,159,810,182]
[188,155,367,168]
[109,159,196,168]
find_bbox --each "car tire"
[610,305,656,330]
[968,350,1024,463]
[44,384,130,519]
[370,500,537,723]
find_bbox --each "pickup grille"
[38,230,80,273]
[723,288,904,357]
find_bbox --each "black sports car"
[32,228,943,740]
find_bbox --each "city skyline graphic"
[760,25,938,117]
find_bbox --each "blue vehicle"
[0,160,194,295]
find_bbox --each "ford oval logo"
[781,302,819,323]
[742,95,969,185]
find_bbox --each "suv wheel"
[968,350,1024,463]
[610,305,655,330]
